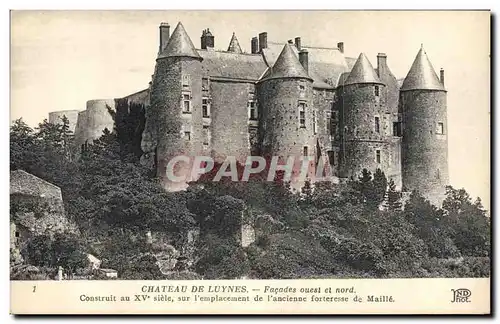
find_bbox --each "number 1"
[32,286,36,293]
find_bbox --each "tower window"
[15,231,20,238]
[327,150,335,166]
[437,122,444,134]
[202,78,209,90]
[303,146,308,157]
[182,74,191,87]
[248,100,257,120]
[202,98,210,118]
[374,117,380,133]
[393,122,402,137]
[376,150,381,164]
[298,102,306,128]
[312,110,317,134]
[374,85,380,97]
[202,125,210,146]
[182,93,191,113]
[184,131,191,141]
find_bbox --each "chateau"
[50,21,449,204]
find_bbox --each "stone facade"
[10,170,79,251]
[48,110,80,133]
[77,22,448,204]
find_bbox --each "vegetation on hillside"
[10,116,490,279]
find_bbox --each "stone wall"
[258,78,316,179]
[337,83,398,180]
[74,99,115,146]
[10,170,79,250]
[401,89,448,205]
[209,80,253,163]
[48,110,80,133]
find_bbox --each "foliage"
[22,233,87,276]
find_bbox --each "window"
[202,78,209,90]
[203,126,210,146]
[376,150,381,164]
[303,146,308,157]
[248,100,257,120]
[374,85,380,97]
[375,117,380,133]
[182,93,191,113]
[182,74,190,87]
[184,131,191,141]
[202,98,210,118]
[299,84,305,91]
[393,122,402,137]
[436,169,441,180]
[299,102,306,128]
[15,231,20,238]
[327,150,335,166]
[437,122,444,134]
[312,110,317,134]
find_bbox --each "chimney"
[295,37,301,50]
[299,49,309,73]
[201,28,215,50]
[159,23,170,53]
[440,68,445,85]
[251,37,259,54]
[258,32,268,52]
[377,53,387,78]
[337,42,344,54]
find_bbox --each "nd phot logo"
[451,288,471,303]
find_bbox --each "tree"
[441,186,490,257]
[386,179,402,211]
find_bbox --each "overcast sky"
[10,10,490,209]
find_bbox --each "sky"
[10,10,490,209]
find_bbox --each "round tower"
[400,45,448,205]
[48,110,80,133]
[74,99,115,147]
[146,22,203,188]
[257,44,315,181]
[337,53,390,180]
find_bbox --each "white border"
[2,1,496,322]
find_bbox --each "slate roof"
[343,53,383,86]
[158,22,201,60]
[262,42,349,88]
[198,50,267,81]
[261,43,312,82]
[400,45,445,91]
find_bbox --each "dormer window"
[182,93,191,113]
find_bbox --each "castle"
[49,21,449,205]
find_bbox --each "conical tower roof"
[344,53,383,86]
[158,22,201,60]
[227,32,242,53]
[262,44,312,81]
[400,45,445,91]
